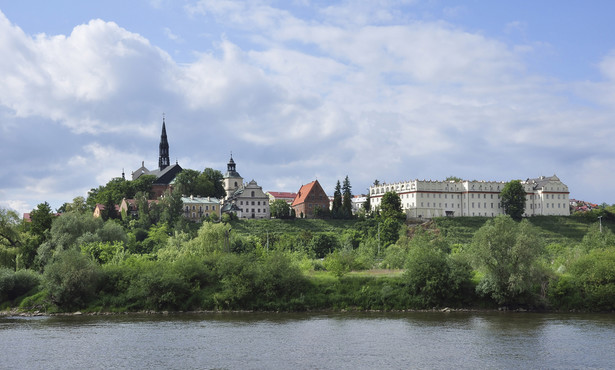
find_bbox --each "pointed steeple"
[159,114,170,171]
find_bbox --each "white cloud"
[2,2,615,211]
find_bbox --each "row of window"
[185,205,216,212]
[239,200,267,206]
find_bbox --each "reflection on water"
[1,312,614,369]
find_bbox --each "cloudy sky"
[1,0,615,214]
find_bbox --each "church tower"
[159,116,170,171]
[223,154,243,199]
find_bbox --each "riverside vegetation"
[2,196,615,314]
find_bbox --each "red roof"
[291,180,328,207]
[268,191,297,199]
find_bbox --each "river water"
[1,311,614,369]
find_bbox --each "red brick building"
[291,180,329,218]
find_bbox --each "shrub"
[43,249,102,310]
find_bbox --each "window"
[206,205,209,210]
[251,191,255,197]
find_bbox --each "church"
[221,155,270,219]
[131,116,182,198]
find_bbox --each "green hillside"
[432,215,611,245]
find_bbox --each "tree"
[202,168,226,199]
[469,215,546,306]
[270,199,292,219]
[364,194,371,214]
[342,175,352,218]
[0,208,21,249]
[101,192,119,221]
[28,202,54,243]
[43,249,102,310]
[445,176,463,182]
[380,191,404,220]
[331,180,342,218]
[500,180,526,220]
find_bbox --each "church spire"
[159,114,170,171]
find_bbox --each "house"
[181,195,221,221]
[119,198,159,219]
[131,116,182,198]
[93,203,120,218]
[369,174,570,218]
[221,155,270,219]
[291,180,329,218]
[351,195,368,214]
[266,191,298,205]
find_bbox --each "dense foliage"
[2,201,615,313]
[500,180,527,220]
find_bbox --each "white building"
[181,196,221,221]
[221,155,270,219]
[369,175,570,218]
[351,195,368,215]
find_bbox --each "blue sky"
[1,0,615,214]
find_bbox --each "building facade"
[291,180,330,218]
[221,156,270,219]
[369,175,570,218]
[266,191,298,205]
[181,196,221,221]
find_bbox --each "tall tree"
[332,180,342,218]
[500,180,527,220]
[364,193,371,214]
[0,207,21,249]
[380,191,404,220]
[29,202,54,242]
[469,215,546,306]
[342,176,352,218]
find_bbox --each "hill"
[230,215,610,246]
[432,215,611,245]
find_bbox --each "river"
[1,311,614,369]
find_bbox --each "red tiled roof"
[268,191,297,199]
[292,182,317,206]
[291,180,329,207]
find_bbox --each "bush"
[43,249,102,310]
[0,268,42,304]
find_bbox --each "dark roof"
[150,163,183,185]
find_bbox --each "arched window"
[251,191,255,197]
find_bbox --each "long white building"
[369,175,570,218]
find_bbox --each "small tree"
[270,199,291,219]
[500,180,527,220]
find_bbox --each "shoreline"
[1,306,604,317]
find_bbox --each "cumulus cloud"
[1,2,615,214]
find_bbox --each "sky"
[1,0,615,215]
